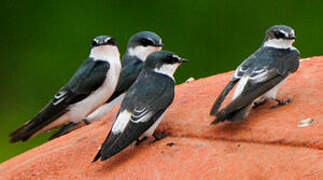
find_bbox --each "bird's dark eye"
[92,40,98,47]
[274,31,286,39]
[141,39,154,46]
[163,56,177,64]
[107,38,117,46]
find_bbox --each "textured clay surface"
[1,57,322,180]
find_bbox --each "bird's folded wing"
[10,59,110,142]
[96,73,174,160]
[106,59,143,103]
[210,80,238,115]
[210,52,256,115]
[41,59,110,124]
[215,69,287,120]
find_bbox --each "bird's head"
[144,50,188,77]
[264,25,296,49]
[126,31,163,61]
[91,35,118,47]
[90,35,120,61]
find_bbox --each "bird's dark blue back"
[120,70,175,113]
[242,47,300,76]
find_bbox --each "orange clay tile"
[1,57,322,180]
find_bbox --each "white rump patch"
[264,39,295,49]
[154,63,180,80]
[127,45,162,61]
[232,76,249,100]
[112,110,132,134]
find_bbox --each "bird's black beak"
[287,35,296,40]
[107,38,118,46]
[178,58,189,63]
[155,42,164,47]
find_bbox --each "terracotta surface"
[1,57,322,180]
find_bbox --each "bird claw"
[253,99,268,109]
[271,98,292,109]
[82,118,91,125]
[150,132,168,143]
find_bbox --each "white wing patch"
[249,69,270,83]
[112,110,132,134]
[111,108,154,134]
[55,90,67,99]
[233,68,272,100]
[232,76,249,100]
[233,65,248,79]
[53,90,67,106]
[131,109,153,123]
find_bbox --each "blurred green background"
[1,0,322,162]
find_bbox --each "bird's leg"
[82,118,91,125]
[135,136,148,145]
[253,99,268,109]
[150,132,168,143]
[270,98,292,108]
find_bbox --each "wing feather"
[93,72,174,161]
[211,47,300,124]
[10,59,110,142]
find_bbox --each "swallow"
[93,50,188,161]
[210,25,300,124]
[10,35,121,142]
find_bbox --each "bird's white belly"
[68,61,121,121]
[253,77,288,104]
[263,77,287,99]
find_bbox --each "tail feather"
[10,123,33,143]
[210,80,238,115]
[92,148,102,162]
[92,131,119,162]
[99,132,125,161]
[49,122,82,140]
[10,104,67,143]
[93,110,163,162]
[211,105,251,124]
[230,106,251,122]
[211,74,288,124]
